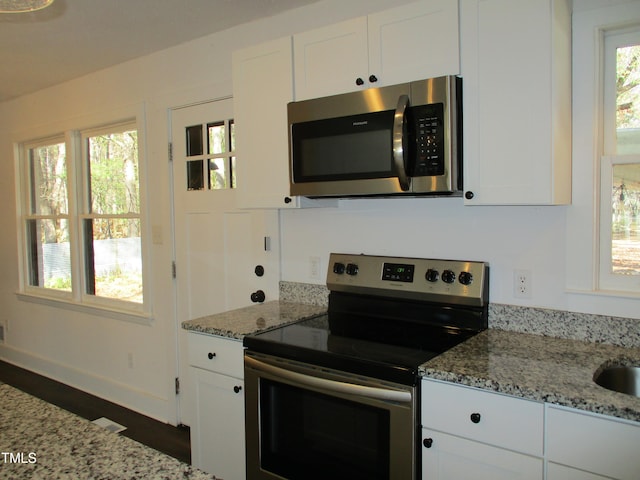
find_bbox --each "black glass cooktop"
[243,314,475,385]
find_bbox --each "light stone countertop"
[419,329,640,423]
[0,383,215,480]
[181,300,327,339]
[181,297,640,424]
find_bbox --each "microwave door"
[392,94,411,192]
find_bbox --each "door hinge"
[175,377,180,395]
[172,261,177,279]
[168,142,173,162]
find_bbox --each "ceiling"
[0,0,321,103]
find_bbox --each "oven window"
[260,378,390,479]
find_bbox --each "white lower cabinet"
[421,379,544,479]
[421,429,543,479]
[547,463,610,480]
[546,405,640,480]
[188,333,245,479]
[422,379,640,480]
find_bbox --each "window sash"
[599,29,640,293]
[599,155,640,292]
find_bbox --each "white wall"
[0,0,416,423]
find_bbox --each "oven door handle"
[245,355,412,403]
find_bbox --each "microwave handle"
[393,94,411,191]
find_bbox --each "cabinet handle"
[233,385,243,393]
[423,438,433,448]
[207,352,216,360]
[465,191,475,200]
[470,412,481,424]
[369,74,378,83]
[355,77,364,86]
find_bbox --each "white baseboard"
[0,345,174,424]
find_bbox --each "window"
[18,121,146,313]
[185,118,235,191]
[600,29,640,292]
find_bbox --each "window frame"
[15,118,151,319]
[598,28,640,293]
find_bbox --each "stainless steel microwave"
[287,75,462,198]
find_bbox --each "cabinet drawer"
[187,332,244,378]
[546,406,640,480]
[421,379,544,456]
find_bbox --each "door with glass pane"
[171,99,280,425]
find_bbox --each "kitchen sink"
[594,365,640,397]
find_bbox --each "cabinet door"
[368,0,459,86]
[422,429,543,480]
[460,0,571,205]
[293,16,369,100]
[547,463,610,480]
[191,368,245,479]
[232,37,296,209]
[546,406,640,480]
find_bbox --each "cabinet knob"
[233,385,243,394]
[355,77,365,86]
[470,412,481,424]
[465,191,475,200]
[284,196,292,204]
[254,265,264,277]
[250,290,266,303]
[423,438,433,448]
[369,74,378,83]
[207,352,216,360]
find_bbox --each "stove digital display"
[382,263,415,282]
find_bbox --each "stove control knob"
[441,269,456,284]
[458,271,473,285]
[425,269,439,282]
[345,263,359,276]
[333,262,345,274]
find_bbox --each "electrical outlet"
[514,270,532,298]
[309,256,321,280]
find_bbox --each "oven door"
[244,351,416,480]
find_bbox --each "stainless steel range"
[244,253,489,480]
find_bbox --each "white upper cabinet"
[232,37,336,209]
[232,37,299,209]
[461,0,572,205]
[293,0,460,101]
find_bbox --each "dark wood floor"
[0,360,191,464]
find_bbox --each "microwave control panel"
[410,103,444,177]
